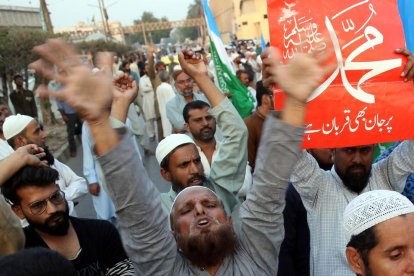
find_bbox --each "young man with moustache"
[27,39,329,274]
[344,190,414,276]
[1,166,134,275]
[3,115,87,217]
[182,100,253,201]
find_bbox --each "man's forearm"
[98,131,176,274]
[239,115,305,274]
[88,119,119,156]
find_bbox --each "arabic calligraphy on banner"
[267,0,414,148]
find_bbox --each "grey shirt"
[98,115,305,275]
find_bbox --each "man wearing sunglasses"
[1,166,135,275]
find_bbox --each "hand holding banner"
[267,0,414,148]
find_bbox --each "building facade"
[0,5,43,30]
[209,0,269,45]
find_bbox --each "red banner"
[267,0,414,148]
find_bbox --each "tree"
[127,12,171,45]
[179,0,202,41]
[0,27,58,124]
[76,39,132,58]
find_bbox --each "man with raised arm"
[157,51,247,214]
[29,39,330,275]
[288,47,414,275]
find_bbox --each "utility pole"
[97,0,112,39]
[39,0,53,33]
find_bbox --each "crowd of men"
[0,36,414,276]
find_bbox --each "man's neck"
[257,105,270,117]
[195,139,216,165]
[206,263,222,276]
[183,94,194,103]
[0,132,5,140]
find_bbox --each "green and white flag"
[202,0,254,118]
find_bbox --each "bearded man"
[166,70,209,133]
[3,114,87,217]
[1,166,134,275]
[289,137,414,276]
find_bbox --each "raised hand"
[29,39,113,123]
[15,144,47,167]
[261,47,333,104]
[178,49,208,79]
[395,48,414,82]
[113,73,137,100]
[111,73,138,122]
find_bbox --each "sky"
[0,0,194,28]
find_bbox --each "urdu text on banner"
[267,0,414,148]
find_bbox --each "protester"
[0,145,46,257]
[183,100,252,201]
[278,150,332,276]
[166,69,209,133]
[139,65,157,141]
[0,102,14,160]
[3,114,88,217]
[288,47,414,276]
[10,74,38,118]
[82,74,143,223]
[157,51,247,214]
[1,162,135,275]
[236,69,257,110]
[56,98,82,158]
[147,44,165,140]
[344,190,414,276]
[156,70,175,137]
[27,38,330,275]
[244,80,274,171]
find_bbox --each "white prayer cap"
[3,114,34,140]
[343,190,414,243]
[155,134,195,165]
[231,53,240,61]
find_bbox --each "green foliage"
[75,40,132,56]
[128,12,171,44]
[179,0,202,41]
[0,27,57,76]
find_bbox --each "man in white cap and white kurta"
[3,114,87,217]
[156,51,248,215]
[344,190,414,276]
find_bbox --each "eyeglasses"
[27,190,65,215]
[176,78,194,85]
